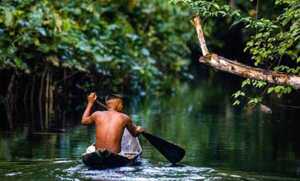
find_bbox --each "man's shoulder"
[91,111,106,118]
[116,112,130,121]
[92,111,103,115]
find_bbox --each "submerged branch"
[192,16,300,90]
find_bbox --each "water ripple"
[63,159,246,181]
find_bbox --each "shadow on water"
[1,82,300,180]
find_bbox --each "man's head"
[105,94,124,112]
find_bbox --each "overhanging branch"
[192,16,300,90]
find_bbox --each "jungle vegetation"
[0,0,192,130]
[0,0,299,130]
[172,0,300,108]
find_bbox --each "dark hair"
[105,94,123,102]
[105,94,124,112]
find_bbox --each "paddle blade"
[142,132,185,164]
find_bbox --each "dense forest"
[0,0,300,180]
[0,0,299,130]
[0,0,192,130]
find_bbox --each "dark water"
[1,82,300,181]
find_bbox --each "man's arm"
[125,116,144,137]
[81,92,97,125]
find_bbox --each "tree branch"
[192,16,209,56]
[192,16,300,90]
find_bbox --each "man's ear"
[117,101,124,112]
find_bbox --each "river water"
[0,82,300,180]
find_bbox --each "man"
[81,92,144,154]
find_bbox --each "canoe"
[82,128,142,169]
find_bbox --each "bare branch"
[192,15,300,89]
[200,54,300,89]
[192,16,209,56]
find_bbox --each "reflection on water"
[0,82,300,180]
[0,159,250,181]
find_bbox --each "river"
[0,81,300,181]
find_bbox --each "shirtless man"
[81,92,144,154]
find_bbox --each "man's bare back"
[81,93,144,153]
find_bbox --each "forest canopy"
[0,0,194,130]
[0,0,192,93]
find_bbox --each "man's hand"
[82,92,97,125]
[136,126,145,134]
[87,92,97,104]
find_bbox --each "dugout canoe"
[82,128,142,169]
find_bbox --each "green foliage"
[172,0,300,106]
[232,90,245,99]
[248,97,262,106]
[170,0,240,18]
[245,0,300,67]
[232,90,245,106]
[233,79,267,106]
[0,0,192,92]
[267,85,293,96]
[242,0,299,103]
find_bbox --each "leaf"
[37,27,47,36]
[62,19,72,31]
[232,90,245,98]
[241,79,251,87]
[233,100,240,106]
[141,48,150,56]
[4,9,14,27]
[94,55,113,63]
[248,97,261,105]
[14,57,22,68]
[267,87,274,94]
[54,13,62,32]
[33,38,40,46]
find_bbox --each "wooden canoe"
[82,128,142,169]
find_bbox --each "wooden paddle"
[95,100,185,164]
[142,132,185,164]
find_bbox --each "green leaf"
[4,9,14,27]
[233,100,240,106]
[267,87,274,94]
[232,90,245,98]
[241,79,251,88]
[248,97,262,105]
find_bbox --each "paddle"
[142,132,185,164]
[94,100,185,164]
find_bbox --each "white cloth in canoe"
[84,128,142,157]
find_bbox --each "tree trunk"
[6,73,16,130]
[49,71,54,129]
[192,16,300,89]
[23,80,30,123]
[30,76,36,129]
[256,0,261,19]
[39,69,47,130]
[62,70,67,129]
[229,0,236,8]
[45,71,50,130]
